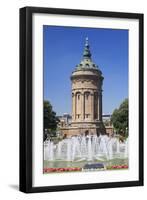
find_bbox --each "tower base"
[60,121,106,137]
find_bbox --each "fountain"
[44,134,128,162]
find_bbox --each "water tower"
[70,37,105,135]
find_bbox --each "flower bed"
[106,165,128,170]
[43,165,128,173]
[43,167,82,173]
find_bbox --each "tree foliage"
[111,98,128,135]
[44,100,59,140]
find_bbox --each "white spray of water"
[44,135,128,162]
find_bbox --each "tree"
[44,100,59,140]
[111,98,128,136]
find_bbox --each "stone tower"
[70,37,105,135]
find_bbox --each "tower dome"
[74,37,102,73]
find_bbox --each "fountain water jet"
[44,134,128,162]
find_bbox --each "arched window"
[75,92,81,118]
[86,93,89,100]
[84,91,90,100]
[76,92,81,100]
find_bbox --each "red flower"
[43,167,82,173]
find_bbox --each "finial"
[83,37,91,59]
[85,37,89,46]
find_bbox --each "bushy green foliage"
[111,99,128,135]
[44,100,59,140]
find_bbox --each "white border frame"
[32,13,139,187]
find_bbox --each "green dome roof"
[75,37,101,72]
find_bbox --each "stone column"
[75,93,77,121]
[99,92,102,121]
[91,92,94,120]
[97,92,100,120]
[72,92,75,121]
[81,92,85,121]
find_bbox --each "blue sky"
[43,25,128,116]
